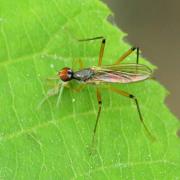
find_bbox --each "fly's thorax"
[73,68,95,82]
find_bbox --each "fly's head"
[58,67,73,82]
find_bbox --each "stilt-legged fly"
[39,36,155,150]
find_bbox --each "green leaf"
[0,0,180,179]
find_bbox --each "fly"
[39,36,155,151]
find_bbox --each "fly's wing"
[87,63,153,84]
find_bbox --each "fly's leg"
[109,86,156,141]
[72,59,84,70]
[56,83,65,107]
[56,82,85,104]
[77,59,84,69]
[73,84,85,92]
[78,36,104,41]
[78,36,106,66]
[91,88,102,152]
[39,75,59,88]
[136,47,139,64]
[97,38,105,66]
[37,83,61,110]
[114,47,139,65]
[46,76,59,81]
[68,83,85,93]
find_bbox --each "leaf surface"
[0,0,180,179]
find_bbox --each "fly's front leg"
[109,86,155,141]
[114,47,139,65]
[78,36,106,66]
[46,76,59,81]
[39,75,59,88]
[37,83,61,109]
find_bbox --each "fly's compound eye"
[59,67,73,82]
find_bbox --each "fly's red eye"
[59,67,73,82]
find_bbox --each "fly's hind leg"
[109,86,156,141]
[114,47,139,65]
